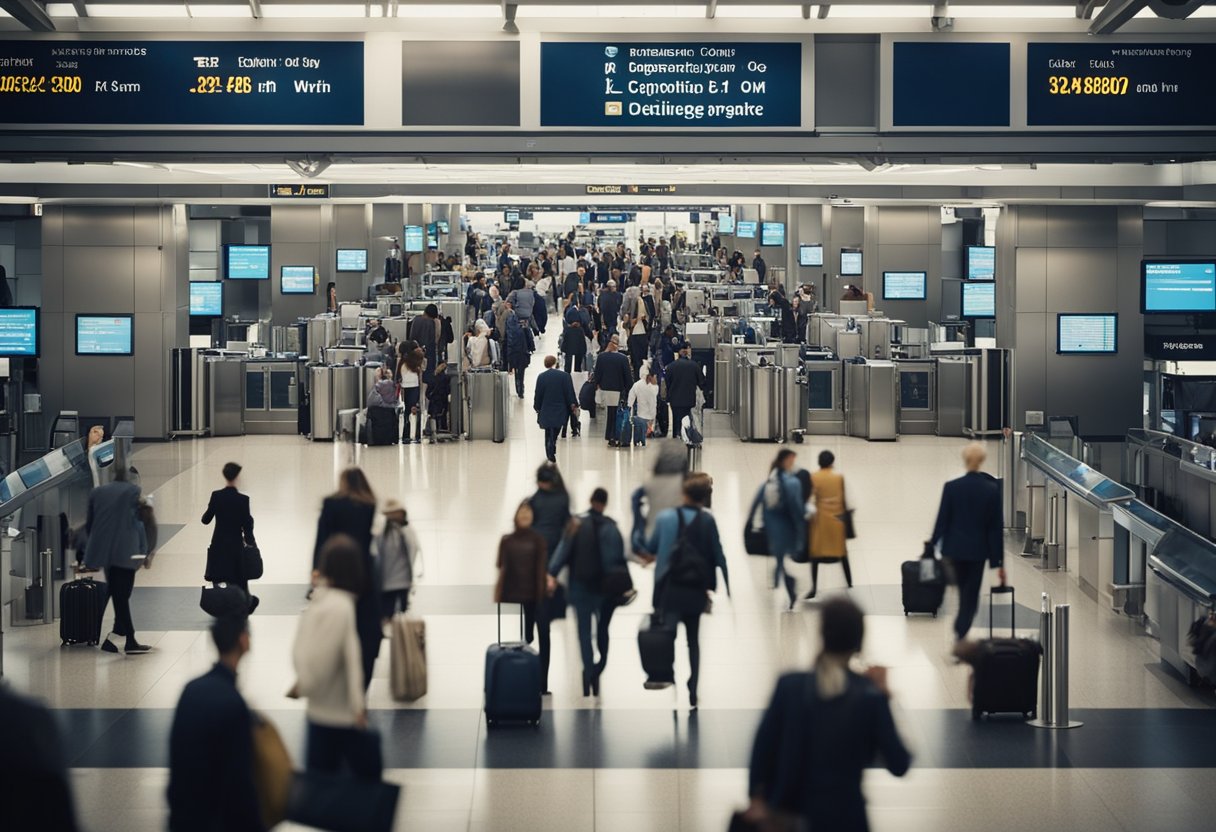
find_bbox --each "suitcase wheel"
[972,707,983,721]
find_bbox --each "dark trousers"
[810,557,854,591]
[512,365,526,397]
[671,405,693,439]
[564,352,584,373]
[306,722,382,781]
[381,589,410,617]
[104,566,136,638]
[950,558,988,641]
[522,601,551,692]
[678,612,702,698]
[543,426,561,462]
[655,395,669,436]
[573,595,618,677]
[401,387,421,441]
[628,334,648,378]
[605,405,620,441]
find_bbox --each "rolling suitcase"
[616,406,634,446]
[971,586,1042,720]
[484,605,542,727]
[366,406,399,446]
[901,551,945,616]
[389,614,428,702]
[60,575,108,646]
[638,613,677,689]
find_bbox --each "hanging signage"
[0,40,363,125]
[1026,42,1216,127]
[1145,332,1216,361]
[269,183,330,198]
[892,42,1010,127]
[541,42,802,128]
[585,184,679,195]
[589,212,630,224]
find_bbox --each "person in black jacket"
[664,345,703,440]
[592,337,633,447]
[313,467,380,690]
[167,614,264,832]
[930,443,1006,641]
[534,356,579,463]
[202,461,258,613]
[0,682,80,832]
[769,290,798,343]
[752,249,768,283]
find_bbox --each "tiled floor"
[5,327,1215,831]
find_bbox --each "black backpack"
[570,515,604,585]
[668,510,712,592]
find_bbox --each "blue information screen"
[77,315,134,355]
[189,281,223,316]
[883,272,927,300]
[403,226,424,253]
[0,307,40,356]
[799,245,823,267]
[540,42,801,127]
[718,214,735,234]
[840,249,863,276]
[1058,314,1118,354]
[0,41,363,125]
[962,282,996,317]
[226,245,270,279]
[578,211,591,224]
[590,212,628,224]
[280,266,315,294]
[1027,43,1216,127]
[760,222,785,247]
[967,246,996,280]
[1142,262,1216,313]
[893,42,1010,127]
[335,248,367,273]
[736,221,757,239]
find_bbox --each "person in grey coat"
[84,465,152,654]
[508,279,537,328]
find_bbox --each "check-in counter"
[243,359,301,435]
[936,356,968,436]
[1145,525,1216,682]
[1124,428,1216,540]
[896,360,937,435]
[845,361,898,441]
[735,350,784,441]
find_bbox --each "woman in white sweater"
[292,534,380,780]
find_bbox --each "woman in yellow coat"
[808,450,854,600]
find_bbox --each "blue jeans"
[571,585,617,676]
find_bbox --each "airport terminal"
[1,2,1216,831]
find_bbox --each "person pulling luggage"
[749,450,806,611]
[202,461,259,614]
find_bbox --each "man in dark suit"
[167,614,265,832]
[592,337,633,447]
[930,443,1005,641]
[534,355,578,464]
[84,458,151,655]
[202,461,258,613]
[664,344,703,441]
[0,683,79,831]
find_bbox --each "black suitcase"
[638,614,677,689]
[60,576,108,646]
[366,407,399,446]
[971,586,1042,721]
[484,605,542,728]
[901,559,945,616]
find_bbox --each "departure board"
[892,42,1010,127]
[0,41,363,125]
[540,42,802,128]
[1057,314,1118,355]
[1027,42,1216,127]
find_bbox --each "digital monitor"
[578,211,591,224]
[760,222,785,247]
[0,306,41,357]
[280,265,316,295]
[75,314,134,356]
[427,233,439,250]
[188,282,223,317]
[224,245,270,280]
[961,281,996,318]
[840,248,863,276]
[966,245,996,281]
[883,271,928,301]
[504,210,520,223]
[403,225,425,253]
[736,221,757,239]
[1057,313,1118,354]
[335,248,368,273]
[718,214,735,234]
[1141,261,1216,313]
[437,220,450,234]
[799,244,824,267]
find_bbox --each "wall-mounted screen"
[0,306,41,357]
[335,248,368,273]
[1141,261,1216,313]
[437,220,450,234]
[799,244,824,267]
[718,214,735,234]
[966,246,996,281]
[760,222,785,247]
[1057,313,1118,354]
[883,271,927,301]
[961,281,996,318]
[504,210,520,223]
[189,282,223,317]
[403,226,425,253]
[280,265,316,295]
[76,314,134,356]
[840,249,863,276]
[736,221,757,239]
[224,245,270,280]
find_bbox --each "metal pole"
[1045,493,1061,570]
[1029,593,1053,727]
[40,548,53,625]
[1035,603,1083,729]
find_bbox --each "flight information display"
[736,221,757,239]
[0,307,40,357]
[225,245,270,280]
[189,282,223,316]
[540,42,801,128]
[840,249,863,276]
[961,281,996,317]
[1057,313,1118,354]
[1142,261,1216,313]
[883,272,927,301]
[966,246,996,280]
[799,244,823,267]
[76,315,134,356]
[403,226,424,253]
[280,265,315,295]
[335,248,368,273]
[760,222,785,247]
[1027,43,1216,127]
[718,214,735,234]
[0,40,363,126]
[892,42,1010,127]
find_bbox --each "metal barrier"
[1029,594,1083,729]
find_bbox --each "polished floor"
[4,332,1216,832]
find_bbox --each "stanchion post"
[1052,604,1083,728]
[1029,593,1054,727]
[40,548,54,625]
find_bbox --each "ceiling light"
[398,3,500,17]
[189,5,254,17]
[88,4,190,17]
[45,4,78,16]
[717,5,802,18]
[262,4,366,17]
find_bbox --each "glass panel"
[900,371,930,410]
[1023,433,1134,504]
[245,368,266,410]
[270,370,296,409]
[807,371,833,410]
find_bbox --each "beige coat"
[809,468,848,559]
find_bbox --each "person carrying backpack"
[642,474,729,709]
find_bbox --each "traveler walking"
[528,462,570,691]
[929,442,1005,641]
[642,474,729,708]
[202,461,258,613]
[752,249,768,283]
[507,278,536,329]
[505,312,532,399]
[598,279,623,341]
[548,488,628,696]
[373,499,421,617]
[167,614,263,832]
[533,355,579,464]
[665,345,703,449]
[749,450,806,610]
[85,462,153,654]
[808,450,854,599]
[592,336,633,446]
[561,295,589,373]
[496,501,552,694]
[744,597,910,832]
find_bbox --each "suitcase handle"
[989,585,1015,638]
[495,603,525,645]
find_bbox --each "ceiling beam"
[0,0,56,31]
[72,0,87,17]
[706,0,718,19]
[1088,0,1148,32]
[248,0,262,19]
[818,4,831,18]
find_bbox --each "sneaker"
[124,641,153,655]
[100,638,119,654]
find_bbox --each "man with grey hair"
[929,442,1005,641]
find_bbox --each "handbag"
[744,497,769,556]
[242,544,264,580]
[544,581,568,620]
[200,583,249,617]
[285,767,399,832]
[837,508,857,540]
[251,713,293,829]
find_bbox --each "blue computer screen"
[280,266,316,295]
[1142,262,1216,313]
[966,246,996,280]
[718,215,735,234]
[336,248,368,273]
[961,282,995,317]
[736,221,757,239]
[189,282,223,316]
[76,315,134,355]
[760,222,785,247]
[225,245,270,279]
[0,307,40,356]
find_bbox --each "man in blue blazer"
[533,355,578,463]
[591,336,634,446]
[930,443,1005,641]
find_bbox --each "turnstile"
[804,361,845,435]
[845,361,898,441]
[896,360,937,435]
[243,361,300,435]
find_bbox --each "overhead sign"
[589,212,630,223]
[269,184,330,198]
[541,42,801,128]
[585,184,678,195]
[1145,332,1216,361]
[892,42,1010,127]
[1027,43,1216,127]
[0,41,363,125]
